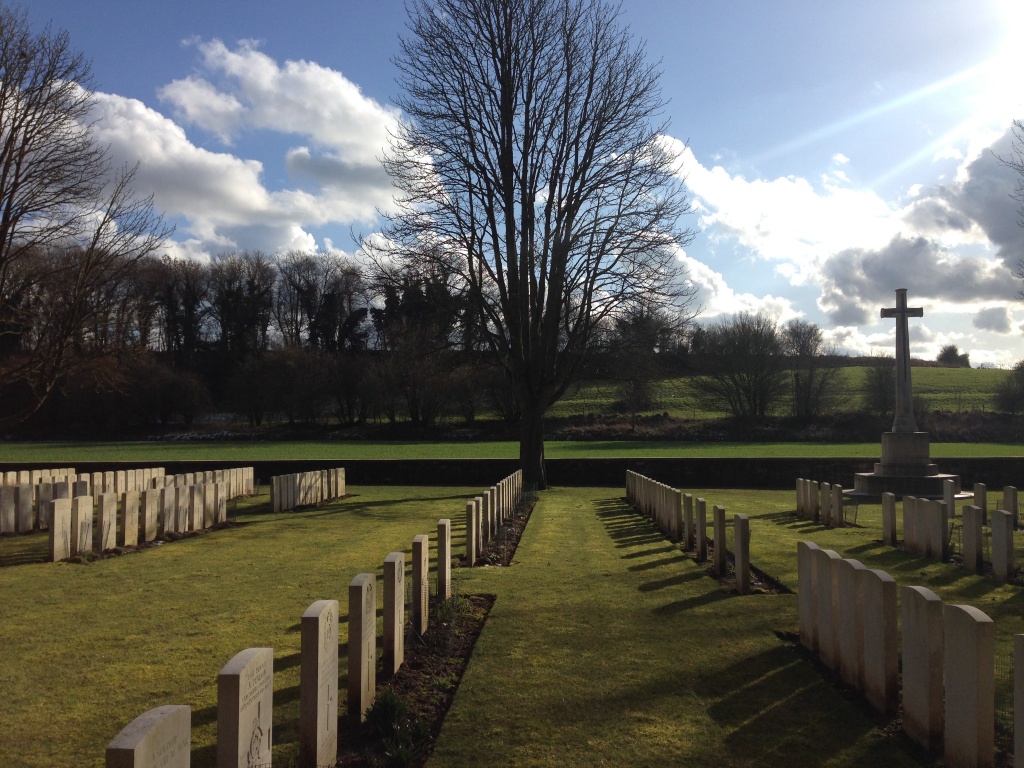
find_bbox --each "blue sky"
[27,0,1024,365]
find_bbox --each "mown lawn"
[0,439,1021,463]
[3,482,1023,766]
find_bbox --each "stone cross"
[880,288,923,433]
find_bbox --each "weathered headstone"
[97,493,117,551]
[465,500,477,566]
[72,479,89,499]
[203,483,215,529]
[943,604,994,768]
[413,534,430,636]
[189,484,204,531]
[734,514,750,595]
[861,568,898,714]
[975,482,988,524]
[437,518,451,600]
[1005,485,1019,529]
[963,505,983,573]
[712,505,727,576]
[682,493,694,551]
[383,552,405,677]
[882,492,897,546]
[348,573,376,722]
[820,482,832,526]
[695,498,707,562]
[944,479,956,518]
[48,499,72,561]
[797,541,820,652]
[837,558,866,690]
[217,647,274,768]
[140,490,157,542]
[814,548,841,670]
[37,481,53,530]
[991,510,1014,583]
[832,484,844,528]
[902,586,944,752]
[72,496,95,555]
[15,484,33,532]
[120,491,139,548]
[300,599,339,768]
[104,704,190,768]
[0,485,15,533]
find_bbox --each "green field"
[0,439,1022,463]
[3,482,1024,766]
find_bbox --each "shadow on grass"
[652,589,730,615]
[639,570,706,593]
[706,644,898,767]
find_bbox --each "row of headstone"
[798,540,999,767]
[795,478,845,527]
[1,467,76,488]
[625,470,683,541]
[271,468,346,512]
[464,470,523,566]
[879,491,1019,584]
[47,470,254,561]
[900,496,950,560]
[0,467,254,536]
[625,472,752,595]
[104,519,455,768]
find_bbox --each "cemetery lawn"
[0,440,1022,461]
[5,484,1024,766]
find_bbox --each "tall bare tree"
[379,0,696,487]
[0,5,170,424]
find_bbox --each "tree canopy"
[378,0,697,486]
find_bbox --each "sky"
[25,0,1024,366]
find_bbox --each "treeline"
[6,250,532,435]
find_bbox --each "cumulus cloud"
[82,39,405,257]
[974,306,1012,333]
[159,39,399,165]
[818,234,1015,325]
[678,250,800,322]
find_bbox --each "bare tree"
[0,6,171,425]
[378,0,696,487]
[782,319,845,419]
[689,312,788,419]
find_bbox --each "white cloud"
[678,249,800,322]
[85,40,404,257]
[159,39,399,165]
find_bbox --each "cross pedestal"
[849,289,966,501]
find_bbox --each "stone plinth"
[850,431,966,501]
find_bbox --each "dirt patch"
[336,593,496,767]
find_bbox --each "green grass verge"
[0,486,478,768]
[3,483,1024,766]
[0,439,1021,462]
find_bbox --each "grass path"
[432,489,917,767]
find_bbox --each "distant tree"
[0,6,171,426]
[377,0,697,486]
[689,312,787,419]
[606,302,689,428]
[781,319,845,419]
[937,344,970,368]
[994,360,1024,416]
[862,355,896,419]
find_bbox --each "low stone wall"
[3,455,1023,489]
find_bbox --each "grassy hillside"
[549,364,1007,420]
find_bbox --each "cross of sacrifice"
[880,288,923,434]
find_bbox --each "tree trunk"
[520,401,547,490]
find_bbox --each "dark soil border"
[336,494,537,766]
